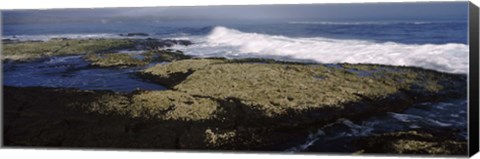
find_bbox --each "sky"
[1,2,469,24]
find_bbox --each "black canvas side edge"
[0,10,5,148]
[469,1,480,157]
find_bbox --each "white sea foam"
[285,129,325,152]
[388,112,423,122]
[172,26,469,74]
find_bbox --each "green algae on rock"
[63,89,220,121]
[135,59,467,151]
[129,91,219,121]
[83,49,193,68]
[204,128,237,147]
[2,39,136,61]
[3,57,468,153]
[84,53,148,67]
[1,38,194,62]
[352,131,467,155]
[140,59,226,87]
[141,59,466,120]
[143,59,226,76]
[3,86,216,149]
[142,49,193,62]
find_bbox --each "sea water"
[3,20,469,73]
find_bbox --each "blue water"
[2,55,167,92]
[286,99,467,152]
[3,20,468,44]
[3,19,469,74]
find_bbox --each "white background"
[0,0,479,159]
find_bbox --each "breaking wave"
[173,26,469,74]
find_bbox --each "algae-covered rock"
[84,53,148,67]
[352,131,467,155]
[175,63,370,116]
[2,38,194,62]
[2,39,136,61]
[3,86,221,149]
[143,59,226,76]
[3,57,468,153]
[135,59,467,151]
[141,59,466,121]
[68,89,220,121]
[129,91,218,121]
[83,49,193,68]
[140,59,226,87]
[142,49,192,62]
[204,128,237,147]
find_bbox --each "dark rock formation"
[119,33,150,37]
[3,57,468,154]
[82,49,193,68]
[2,38,193,62]
[352,130,467,155]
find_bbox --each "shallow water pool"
[3,55,167,92]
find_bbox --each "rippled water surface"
[287,99,467,152]
[3,55,166,92]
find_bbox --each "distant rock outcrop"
[2,38,193,62]
[119,33,149,37]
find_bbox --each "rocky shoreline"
[1,38,192,62]
[2,38,468,155]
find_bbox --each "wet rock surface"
[3,86,220,149]
[139,59,225,88]
[3,57,467,154]
[83,49,193,68]
[2,39,468,154]
[352,130,467,155]
[84,53,149,67]
[2,39,136,61]
[2,38,193,62]
[143,49,193,62]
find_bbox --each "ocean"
[2,19,469,74]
